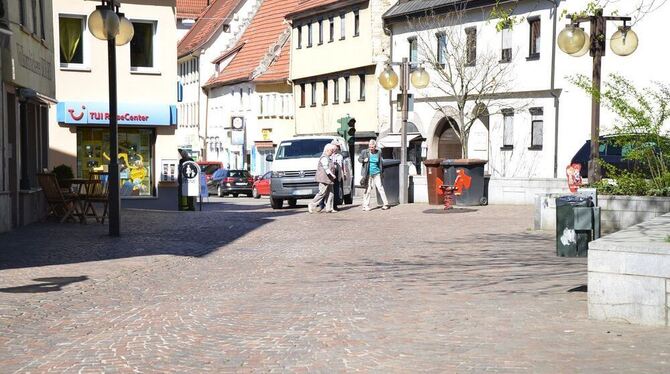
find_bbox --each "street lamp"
[557,9,637,183]
[377,57,430,204]
[88,1,134,236]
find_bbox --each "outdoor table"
[64,178,101,224]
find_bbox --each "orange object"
[566,163,583,193]
[453,169,472,195]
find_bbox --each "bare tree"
[406,5,525,158]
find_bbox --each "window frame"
[344,76,350,103]
[501,108,514,150]
[358,74,365,101]
[408,37,418,64]
[307,22,313,47]
[328,17,334,42]
[339,13,346,40]
[318,19,323,45]
[300,84,306,108]
[436,32,446,66]
[58,14,89,70]
[130,19,159,73]
[322,80,328,105]
[528,17,541,60]
[310,82,317,107]
[333,78,339,104]
[354,10,360,37]
[297,25,302,49]
[529,107,544,149]
[465,27,477,66]
[500,26,512,63]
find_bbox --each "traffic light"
[337,116,356,142]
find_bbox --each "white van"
[266,136,353,209]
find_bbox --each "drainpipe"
[548,0,560,178]
[384,24,394,134]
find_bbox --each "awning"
[377,133,422,148]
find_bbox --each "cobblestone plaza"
[1,199,669,372]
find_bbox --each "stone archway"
[426,106,463,159]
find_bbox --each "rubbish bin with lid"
[441,159,488,206]
[377,159,400,206]
[423,159,445,205]
[555,195,601,257]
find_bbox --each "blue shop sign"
[57,101,177,126]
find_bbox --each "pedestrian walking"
[309,144,337,213]
[359,139,389,211]
[330,139,346,211]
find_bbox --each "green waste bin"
[555,195,601,257]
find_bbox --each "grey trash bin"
[376,159,400,206]
[555,195,601,257]
[441,159,488,206]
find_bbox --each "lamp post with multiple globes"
[377,58,430,204]
[557,9,638,183]
[88,1,134,236]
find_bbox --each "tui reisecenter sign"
[57,102,177,126]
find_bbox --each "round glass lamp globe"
[88,6,120,41]
[410,67,430,89]
[115,14,135,46]
[378,66,399,90]
[557,25,586,54]
[570,32,590,57]
[610,27,638,56]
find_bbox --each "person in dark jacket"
[359,139,389,211]
[178,148,195,211]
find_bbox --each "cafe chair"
[37,173,80,223]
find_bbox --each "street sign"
[181,161,200,197]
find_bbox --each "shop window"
[77,128,154,196]
[528,18,541,59]
[59,16,85,66]
[530,107,543,149]
[130,21,156,71]
[466,27,477,66]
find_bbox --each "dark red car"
[252,171,271,198]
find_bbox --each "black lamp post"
[557,9,638,183]
[377,58,430,204]
[88,1,134,236]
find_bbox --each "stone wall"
[535,194,670,234]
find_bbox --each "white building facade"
[176,0,261,160]
[383,0,670,204]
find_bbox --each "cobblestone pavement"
[1,198,669,373]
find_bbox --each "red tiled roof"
[205,0,299,87]
[178,0,244,58]
[177,0,210,18]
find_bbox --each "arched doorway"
[436,117,462,159]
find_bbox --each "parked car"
[208,169,253,197]
[266,135,353,209]
[197,161,223,183]
[570,136,654,178]
[252,171,272,198]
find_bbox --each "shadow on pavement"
[320,232,587,295]
[0,201,299,270]
[0,276,88,293]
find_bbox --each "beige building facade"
[49,0,178,207]
[1,0,56,233]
